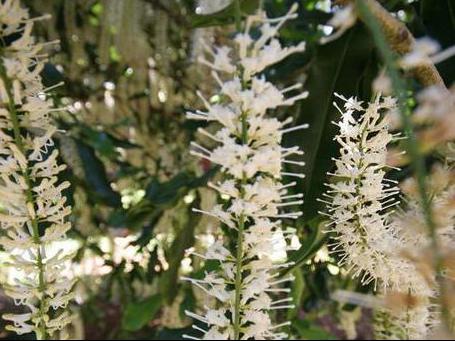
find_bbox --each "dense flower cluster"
[183,4,307,340]
[324,94,439,339]
[0,0,74,338]
[323,94,419,290]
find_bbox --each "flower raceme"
[323,94,438,339]
[183,4,307,340]
[0,0,74,339]
[322,94,397,289]
[321,93,431,293]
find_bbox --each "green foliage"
[293,319,338,340]
[109,168,216,230]
[418,0,455,84]
[76,140,122,207]
[285,217,327,275]
[159,199,200,303]
[122,294,163,331]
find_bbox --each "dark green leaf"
[78,125,139,160]
[41,63,64,88]
[122,294,162,332]
[76,140,121,207]
[109,169,217,230]
[155,326,194,340]
[418,0,455,84]
[146,167,218,207]
[108,202,161,229]
[287,267,305,320]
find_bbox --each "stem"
[0,59,48,340]
[233,111,248,340]
[233,215,244,339]
[356,0,450,329]
[235,0,241,31]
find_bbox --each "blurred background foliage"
[0,0,453,339]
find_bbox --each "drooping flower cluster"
[0,0,75,338]
[322,93,427,292]
[183,4,307,340]
[324,94,438,339]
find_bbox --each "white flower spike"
[0,0,74,339]
[184,3,307,340]
[324,93,437,339]
[322,93,429,292]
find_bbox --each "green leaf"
[122,294,162,332]
[287,267,305,320]
[75,140,121,207]
[109,202,162,229]
[146,167,218,207]
[283,217,326,276]
[146,173,192,206]
[77,125,139,160]
[285,24,376,221]
[191,0,259,28]
[293,319,337,340]
[41,63,64,88]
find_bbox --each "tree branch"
[340,0,446,87]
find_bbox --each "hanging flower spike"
[322,93,432,294]
[184,3,307,340]
[0,0,75,339]
[323,94,439,339]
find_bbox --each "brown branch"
[340,0,446,87]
